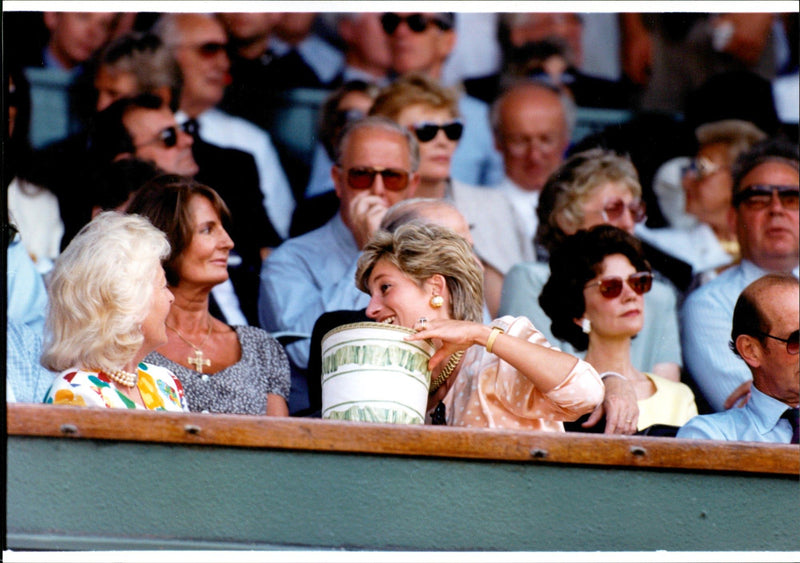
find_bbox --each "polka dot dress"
[145,325,291,414]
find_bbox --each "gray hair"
[335,115,420,173]
[379,197,461,233]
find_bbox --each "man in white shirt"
[154,13,296,239]
[490,81,575,255]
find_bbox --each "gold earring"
[430,294,444,309]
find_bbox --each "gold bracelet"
[485,326,504,354]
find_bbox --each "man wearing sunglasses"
[681,138,799,413]
[380,12,504,188]
[259,117,419,412]
[154,13,295,240]
[91,94,280,326]
[678,274,799,443]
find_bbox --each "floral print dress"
[43,362,188,411]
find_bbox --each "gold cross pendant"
[188,349,211,373]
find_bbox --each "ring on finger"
[417,317,428,330]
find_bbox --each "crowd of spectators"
[5,10,798,444]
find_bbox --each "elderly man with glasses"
[258,117,420,414]
[681,138,799,413]
[678,274,799,442]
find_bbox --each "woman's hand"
[584,375,639,435]
[724,380,752,410]
[406,318,483,370]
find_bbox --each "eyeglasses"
[184,41,228,58]
[135,125,179,149]
[343,166,410,191]
[380,13,451,35]
[757,329,800,355]
[411,120,463,143]
[585,271,653,299]
[501,134,563,158]
[733,184,800,210]
[682,156,723,180]
[600,198,647,224]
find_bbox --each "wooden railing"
[8,403,798,475]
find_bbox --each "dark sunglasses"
[136,125,179,149]
[344,166,410,191]
[601,198,646,224]
[757,329,800,355]
[380,13,450,35]
[733,184,800,210]
[585,271,653,299]
[412,120,464,143]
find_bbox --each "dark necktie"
[781,407,799,444]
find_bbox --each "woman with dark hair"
[540,226,697,434]
[127,175,290,416]
[500,148,683,384]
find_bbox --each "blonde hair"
[356,222,484,323]
[41,212,171,373]
[695,119,767,164]
[536,148,641,254]
[369,72,460,121]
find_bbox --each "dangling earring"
[581,318,591,334]
[430,294,444,309]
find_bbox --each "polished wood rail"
[7,403,799,475]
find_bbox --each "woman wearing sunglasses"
[641,119,766,280]
[541,226,698,434]
[500,148,683,393]
[369,73,532,316]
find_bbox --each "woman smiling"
[127,175,290,415]
[355,222,603,428]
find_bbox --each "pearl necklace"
[106,369,138,388]
[429,350,464,393]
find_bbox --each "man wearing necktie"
[678,273,799,443]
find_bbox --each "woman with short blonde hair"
[42,212,187,411]
[355,222,603,428]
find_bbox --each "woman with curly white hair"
[42,212,188,411]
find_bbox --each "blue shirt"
[453,95,505,187]
[677,386,798,443]
[680,260,800,412]
[7,236,48,336]
[258,213,370,369]
[6,319,57,403]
